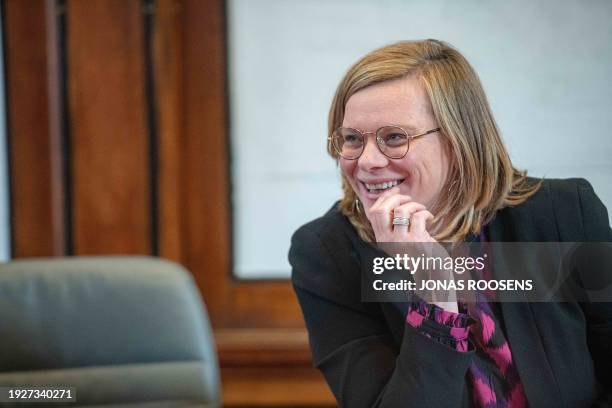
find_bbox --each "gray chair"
[0,256,220,407]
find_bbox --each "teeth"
[365,179,402,191]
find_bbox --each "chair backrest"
[0,256,220,407]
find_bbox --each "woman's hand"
[366,186,435,243]
[365,186,458,313]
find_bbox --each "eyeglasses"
[329,125,440,160]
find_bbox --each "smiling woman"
[337,76,450,231]
[328,40,540,244]
[289,39,612,407]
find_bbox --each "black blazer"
[289,178,612,408]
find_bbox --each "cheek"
[339,159,362,199]
[339,159,357,180]
[401,145,449,202]
[394,154,417,178]
[428,141,451,187]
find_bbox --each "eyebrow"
[395,124,419,133]
[348,124,421,133]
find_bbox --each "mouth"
[361,178,406,196]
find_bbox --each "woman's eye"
[386,133,407,143]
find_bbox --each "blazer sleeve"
[575,180,612,407]
[290,223,474,408]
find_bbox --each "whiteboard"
[227,0,612,279]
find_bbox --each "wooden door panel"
[67,0,151,255]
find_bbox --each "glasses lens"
[378,126,408,158]
[333,128,364,159]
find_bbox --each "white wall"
[228,0,612,278]
[0,9,11,262]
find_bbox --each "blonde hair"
[328,39,541,242]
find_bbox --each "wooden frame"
[157,1,333,404]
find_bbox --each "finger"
[369,186,403,212]
[370,196,413,232]
[391,202,427,234]
[376,194,415,220]
[409,210,434,237]
[367,192,412,229]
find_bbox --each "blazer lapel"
[488,208,562,407]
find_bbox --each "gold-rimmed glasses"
[328,125,440,160]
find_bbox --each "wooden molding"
[5,0,66,257]
[222,366,335,407]
[152,0,184,263]
[215,328,312,366]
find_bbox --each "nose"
[358,134,389,171]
